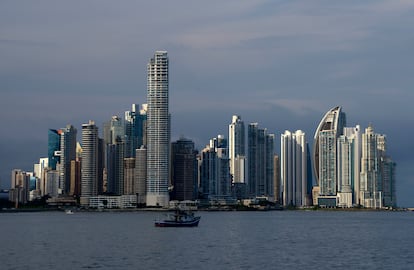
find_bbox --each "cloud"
[266,99,325,116]
[1,0,414,205]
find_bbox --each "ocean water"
[1,210,414,270]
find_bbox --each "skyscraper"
[319,130,337,197]
[273,155,281,203]
[337,125,361,207]
[123,158,136,195]
[34,158,49,197]
[135,146,147,205]
[248,123,274,199]
[199,135,231,201]
[48,129,61,170]
[313,106,346,206]
[171,138,197,201]
[80,120,99,206]
[146,51,170,207]
[360,125,382,208]
[228,115,246,183]
[9,169,30,206]
[124,104,147,158]
[313,106,346,186]
[381,156,396,208]
[104,116,125,195]
[59,124,77,194]
[70,158,81,197]
[280,130,308,207]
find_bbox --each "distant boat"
[65,209,75,215]
[155,209,201,227]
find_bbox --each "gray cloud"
[1,0,413,205]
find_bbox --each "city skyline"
[5,104,396,209]
[1,1,413,206]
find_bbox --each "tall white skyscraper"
[319,130,337,196]
[146,51,170,207]
[337,125,361,207]
[280,130,308,207]
[313,106,346,186]
[360,125,382,208]
[228,115,245,183]
[80,120,99,206]
[313,106,346,206]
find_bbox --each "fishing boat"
[155,209,201,227]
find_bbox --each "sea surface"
[1,210,414,270]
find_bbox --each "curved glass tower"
[312,106,346,188]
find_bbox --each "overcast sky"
[1,1,413,206]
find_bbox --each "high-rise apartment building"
[273,155,281,203]
[281,130,308,207]
[228,115,246,183]
[319,130,337,197]
[381,156,396,207]
[34,158,49,196]
[47,125,77,195]
[337,136,354,207]
[9,169,30,206]
[70,158,81,197]
[248,123,274,199]
[360,125,383,208]
[199,135,231,201]
[125,104,147,158]
[171,138,197,201]
[45,169,59,198]
[146,51,170,207]
[337,125,361,207]
[104,116,125,195]
[313,106,346,185]
[123,158,136,195]
[59,125,77,194]
[135,147,147,205]
[48,129,61,170]
[313,106,346,206]
[80,120,99,206]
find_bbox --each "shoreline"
[0,206,409,213]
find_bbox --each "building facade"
[199,135,231,202]
[171,138,197,201]
[124,104,147,158]
[80,120,99,206]
[337,125,361,207]
[248,123,274,199]
[313,106,346,206]
[59,124,77,194]
[146,51,170,207]
[135,147,147,205]
[360,125,383,208]
[9,169,30,206]
[280,130,308,207]
[123,157,136,195]
[48,129,61,170]
[228,115,246,183]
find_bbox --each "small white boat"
[65,209,75,215]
